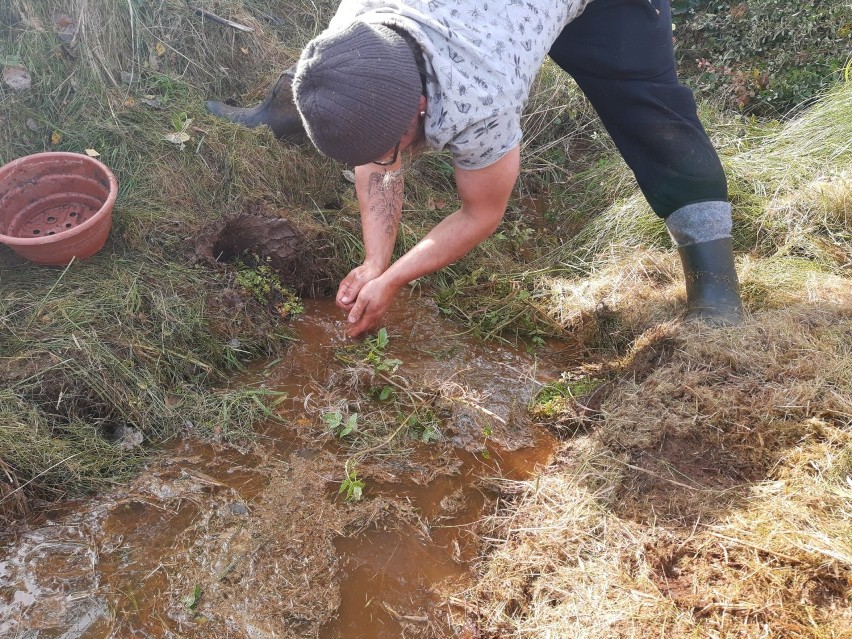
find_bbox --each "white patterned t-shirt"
[326,0,592,170]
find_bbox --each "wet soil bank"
[0,295,571,638]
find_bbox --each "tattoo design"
[367,171,403,238]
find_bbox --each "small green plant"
[408,412,442,443]
[183,584,202,610]
[480,424,494,459]
[235,258,304,319]
[365,328,402,373]
[420,424,442,443]
[170,111,192,133]
[530,374,605,420]
[339,465,365,502]
[334,327,401,373]
[324,411,358,438]
[145,72,190,103]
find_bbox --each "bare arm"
[336,161,404,310]
[345,146,520,336]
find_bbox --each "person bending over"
[207,0,744,338]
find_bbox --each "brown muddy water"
[0,294,569,638]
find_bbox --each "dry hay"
[458,277,852,638]
[538,247,683,350]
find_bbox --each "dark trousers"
[549,0,727,218]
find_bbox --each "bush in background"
[673,0,852,115]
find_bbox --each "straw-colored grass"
[0,253,292,516]
[459,287,852,638]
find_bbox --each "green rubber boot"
[678,237,744,326]
[206,67,306,143]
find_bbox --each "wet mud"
[0,294,569,638]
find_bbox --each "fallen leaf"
[51,131,63,146]
[155,42,166,56]
[2,64,32,92]
[342,170,356,183]
[123,97,136,108]
[141,97,163,109]
[240,47,249,55]
[84,148,100,157]
[26,118,39,132]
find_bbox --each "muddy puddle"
[0,294,569,638]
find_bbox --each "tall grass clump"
[515,80,852,351]
[0,253,292,519]
[0,0,348,516]
[459,287,852,637]
[728,81,852,261]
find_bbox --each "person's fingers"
[343,277,394,338]
[337,265,379,309]
[336,273,357,308]
[347,294,382,338]
[347,294,368,326]
[337,276,364,309]
[347,314,376,338]
[336,286,354,309]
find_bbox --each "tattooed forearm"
[366,170,404,237]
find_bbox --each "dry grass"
[459,286,852,638]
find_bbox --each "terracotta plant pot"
[0,152,118,266]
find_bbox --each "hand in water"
[344,276,398,338]
[336,263,384,312]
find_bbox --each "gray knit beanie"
[293,21,421,166]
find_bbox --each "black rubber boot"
[206,67,306,143]
[678,237,744,326]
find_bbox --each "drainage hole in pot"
[46,216,56,223]
[33,230,41,235]
[66,223,73,228]
[48,231,55,236]
[69,211,78,217]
